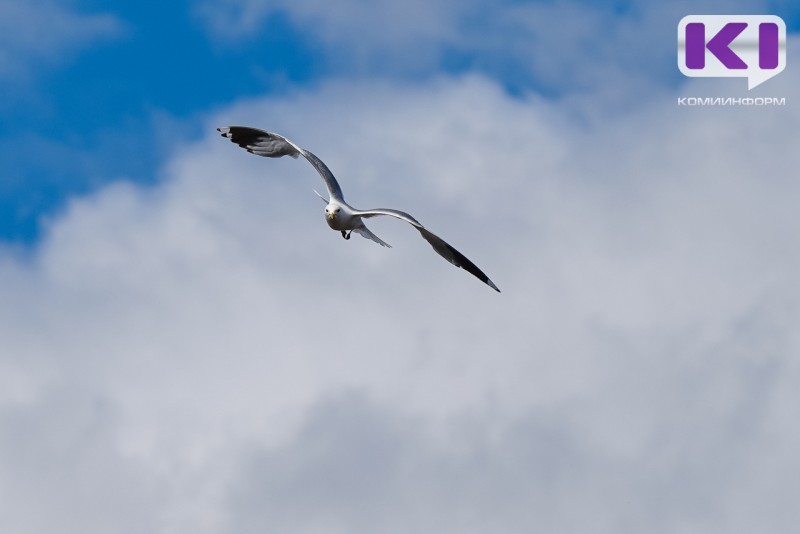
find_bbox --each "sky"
[1,0,800,533]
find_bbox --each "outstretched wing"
[354,208,500,292]
[217,126,345,202]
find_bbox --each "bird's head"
[325,204,341,221]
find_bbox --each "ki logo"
[678,15,786,89]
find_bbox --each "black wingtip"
[417,227,500,293]
[446,243,500,293]
[451,248,500,293]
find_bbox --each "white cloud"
[196,0,466,60]
[194,0,778,98]
[2,57,800,533]
[0,0,121,78]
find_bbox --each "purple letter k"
[686,22,748,69]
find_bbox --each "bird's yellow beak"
[327,212,335,220]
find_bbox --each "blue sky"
[2,2,800,533]
[9,0,793,241]
[1,0,316,241]
[4,0,799,243]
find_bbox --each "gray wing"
[354,208,500,292]
[217,126,345,202]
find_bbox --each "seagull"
[217,126,500,292]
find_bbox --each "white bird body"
[324,202,352,232]
[218,126,499,292]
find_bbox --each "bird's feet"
[341,230,351,240]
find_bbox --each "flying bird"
[217,126,500,292]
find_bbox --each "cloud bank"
[1,56,799,533]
